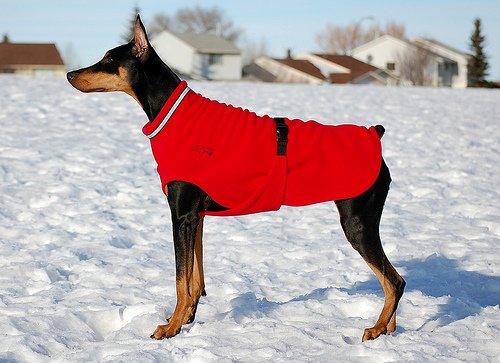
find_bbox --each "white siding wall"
[210,54,241,80]
[415,40,469,88]
[192,53,241,80]
[151,32,195,76]
[456,62,468,88]
[352,37,413,76]
[151,31,242,81]
[2,65,66,76]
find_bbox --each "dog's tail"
[374,125,385,139]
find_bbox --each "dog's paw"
[150,324,181,340]
[362,325,387,342]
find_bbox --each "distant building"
[246,56,325,84]
[151,31,242,81]
[352,34,470,87]
[244,54,397,85]
[297,53,399,85]
[413,38,470,88]
[0,35,65,76]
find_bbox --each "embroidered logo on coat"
[192,145,215,157]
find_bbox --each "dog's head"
[67,15,151,102]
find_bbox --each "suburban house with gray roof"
[352,34,470,87]
[151,31,242,81]
[0,35,65,76]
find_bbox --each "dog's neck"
[133,51,181,121]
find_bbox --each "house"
[244,54,397,85]
[297,53,399,85]
[151,31,242,81]
[0,35,65,76]
[245,56,325,84]
[352,34,469,87]
[413,38,469,88]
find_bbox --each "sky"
[1,0,499,80]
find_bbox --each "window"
[386,62,396,71]
[208,54,223,65]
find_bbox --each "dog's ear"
[132,15,150,62]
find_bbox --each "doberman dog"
[67,15,405,342]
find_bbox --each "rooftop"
[0,36,64,66]
[170,32,240,54]
[311,54,382,84]
[273,58,325,80]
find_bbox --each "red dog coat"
[143,81,382,216]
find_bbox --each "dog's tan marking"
[68,67,140,104]
[190,215,205,298]
[151,276,189,339]
[362,260,403,341]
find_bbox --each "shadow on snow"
[227,254,500,331]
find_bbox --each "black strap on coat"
[274,117,289,156]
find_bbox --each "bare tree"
[148,13,172,38]
[384,20,405,39]
[148,6,243,44]
[242,37,269,65]
[316,20,406,54]
[396,46,433,86]
[62,43,81,70]
[122,4,141,42]
[316,23,363,55]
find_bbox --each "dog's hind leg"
[186,214,206,324]
[151,183,207,339]
[335,160,405,342]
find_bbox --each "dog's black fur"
[67,16,405,342]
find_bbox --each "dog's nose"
[66,71,77,82]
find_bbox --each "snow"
[1,74,499,362]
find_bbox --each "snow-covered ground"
[0,75,499,362]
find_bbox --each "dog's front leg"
[151,182,205,339]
